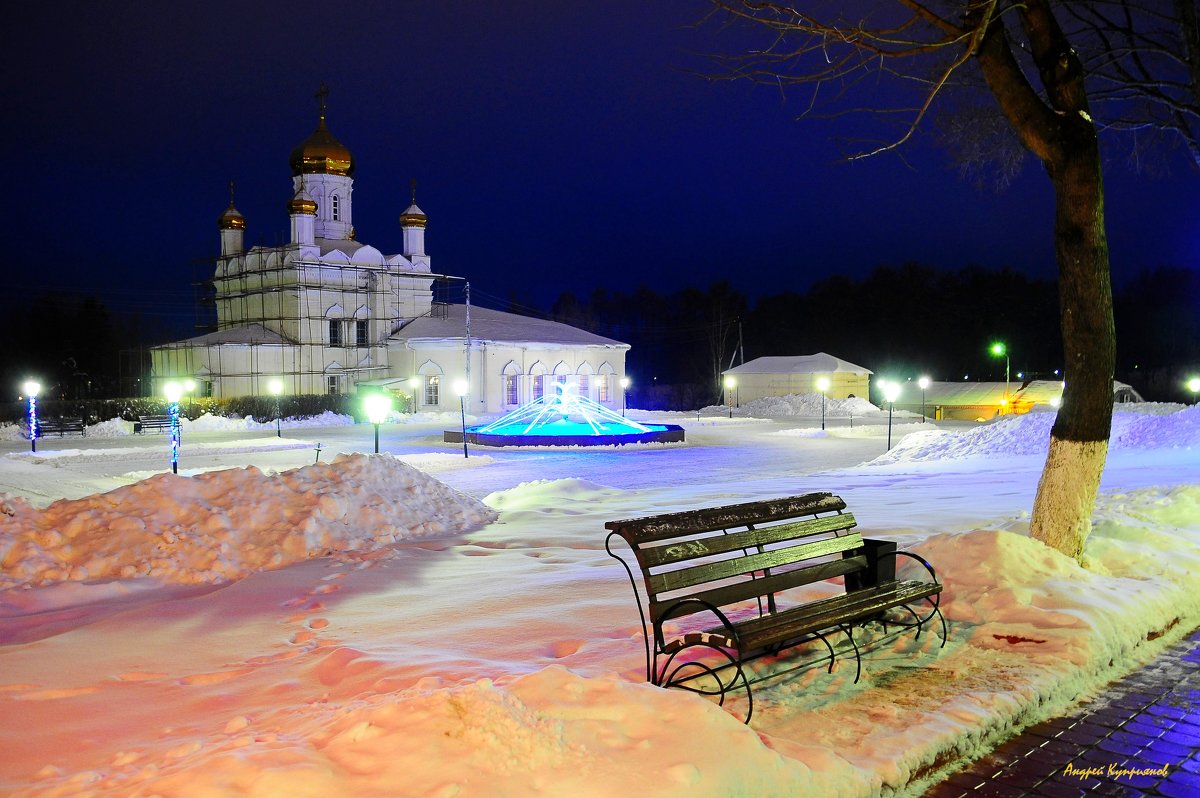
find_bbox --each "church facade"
[151,91,629,415]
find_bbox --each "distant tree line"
[2,266,1195,408]
[547,265,1200,408]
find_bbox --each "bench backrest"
[605,492,863,624]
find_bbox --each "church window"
[356,319,368,347]
[597,377,610,403]
[425,375,440,405]
[329,319,343,347]
[326,375,338,395]
[578,374,589,397]
[505,375,519,405]
[331,194,340,221]
[533,375,544,400]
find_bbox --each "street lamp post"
[619,376,630,417]
[723,376,737,418]
[363,393,391,454]
[881,380,901,451]
[1188,377,1200,403]
[990,342,1010,413]
[163,381,183,474]
[407,376,421,414]
[816,376,830,430]
[918,376,930,422]
[22,380,40,453]
[454,379,469,458]
[268,378,283,437]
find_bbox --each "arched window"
[529,361,548,400]
[417,360,444,406]
[576,362,594,400]
[597,362,615,403]
[501,361,522,406]
[331,194,341,221]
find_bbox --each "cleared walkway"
[926,627,1200,797]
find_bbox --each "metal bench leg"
[838,624,863,684]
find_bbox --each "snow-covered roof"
[724,354,872,376]
[918,381,1012,405]
[152,323,293,349]
[918,379,1139,406]
[392,304,628,348]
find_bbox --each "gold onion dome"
[289,85,354,177]
[399,203,427,228]
[217,201,246,231]
[288,188,318,216]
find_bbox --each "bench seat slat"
[647,532,864,595]
[669,580,941,653]
[606,492,846,542]
[649,555,867,623]
[639,513,857,569]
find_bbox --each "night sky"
[7,1,1197,337]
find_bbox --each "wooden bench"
[605,492,945,722]
[35,417,87,437]
[135,415,174,434]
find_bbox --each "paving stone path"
[925,626,1200,797]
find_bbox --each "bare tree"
[703,0,1197,560]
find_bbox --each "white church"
[151,88,629,415]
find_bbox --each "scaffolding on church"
[149,252,467,399]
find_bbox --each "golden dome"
[218,202,246,231]
[399,203,427,229]
[218,181,246,230]
[289,121,354,176]
[289,85,354,177]
[287,188,318,215]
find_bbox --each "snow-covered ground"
[0,403,1197,797]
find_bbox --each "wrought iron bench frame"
[135,415,173,434]
[605,491,946,722]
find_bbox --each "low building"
[896,380,1143,421]
[721,354,872,404]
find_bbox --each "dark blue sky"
[6,1,1197,335]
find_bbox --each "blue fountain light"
[447,382,684,447]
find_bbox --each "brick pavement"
[925,626,1200,797]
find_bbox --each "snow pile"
[193,410,355,431]
[876,404,1200,463]
[61,667,814,798]
[0,453,496,590]
[699,393,890,419]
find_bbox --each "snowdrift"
[0,453,496,590]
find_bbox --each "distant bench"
[36,417,87,437]
[605,492,946,722]
[134,415,173,434]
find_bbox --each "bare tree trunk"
[971,2,1115,561]
[1031,150,1115,560]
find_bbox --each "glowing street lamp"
[454,379,469,458]
[407,376,421,414]
[22,380,40,453]
[816,376,830,430]
[723,376,737,418]
[990,342,1011,412]
[363,393,391,454]
[1188,377,1200,403]
[268,378,283,438]
[163,381,183,474]
[918,375,930,423]
[881,380,901,451]
[619,376,630,417]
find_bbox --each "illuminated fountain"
[444,382,684,447]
